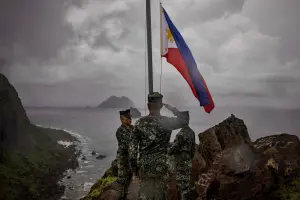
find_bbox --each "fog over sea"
[25,106,300,199]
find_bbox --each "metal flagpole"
[146,0,153,93]
[159,1,163,94]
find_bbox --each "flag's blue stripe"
[163,8,209,106]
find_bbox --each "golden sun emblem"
[166,28,174,43]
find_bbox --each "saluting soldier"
[129,92,188,200]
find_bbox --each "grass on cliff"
[84,176,117,200]
[83,159,118,200]
[0,151,40,199]
[279,178,300,200]
[0,126,78,200]
[274,158,300,200]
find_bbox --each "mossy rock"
[81,159,119,200]
[83,176,117,200]
[278,178,300,200]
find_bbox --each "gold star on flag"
[166,28,174,43]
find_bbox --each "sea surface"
[25,106,300,200]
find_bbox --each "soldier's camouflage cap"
[179,111,189,119]
[119,109,131,118]
[148,92,163,103]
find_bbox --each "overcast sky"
[0,0,299,108]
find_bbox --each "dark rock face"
[196,115,300,200]
[253,133,300,157]
[129,107,141,118]
[98,96,135,108]
[0,74,30,154]
[199,114,252,168]
[0,73,79,200]
[253,134,300,174]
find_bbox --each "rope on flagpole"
[144,5,148,116]
[160,56,162,94]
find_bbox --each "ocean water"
[25,106,300,199]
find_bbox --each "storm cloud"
[0,0,299,108]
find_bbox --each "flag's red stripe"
[163,48,198,98]
[163,48,214,113]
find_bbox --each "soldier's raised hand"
[163,103,180,115]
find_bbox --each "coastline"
[36,125,86,200]
[0,125,82,200]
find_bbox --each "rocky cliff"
[0,73,79,200]
[0,74,30,154]
[82,114,300,200]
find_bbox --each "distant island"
[98,96,135,108]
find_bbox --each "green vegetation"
[0,126,79,200]
[279,178,300,200]
[84,176,117,200]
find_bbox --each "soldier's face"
[126,117,132,125]
[121,116,131,125]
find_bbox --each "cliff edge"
[0,73,79,200]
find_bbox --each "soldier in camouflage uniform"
[129,92,188,200]
[167,109,196,200]
[116,109,134,200]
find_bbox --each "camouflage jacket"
[169,126,196,159]
[116,124,134,156]
[129,115,188,178]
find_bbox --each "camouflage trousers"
[176,159,194,200]
[116,156,132,200]
[139,177,167,200]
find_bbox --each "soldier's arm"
[163,103,188,130]
[116,128,126,150]
[129,126,140,174]
[162,116,188,131]
[168,133,184,155]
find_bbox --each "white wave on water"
[35,124,88,144]
[83,182,94,192]
[85,165,95,168]
[76,170,87,174]
[57,140,73,148]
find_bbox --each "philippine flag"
[160,4,215,113]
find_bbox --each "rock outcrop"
[196,115,300,200]
[98,96,135,108]
[82,114,300,200]
[0,73,79,200]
